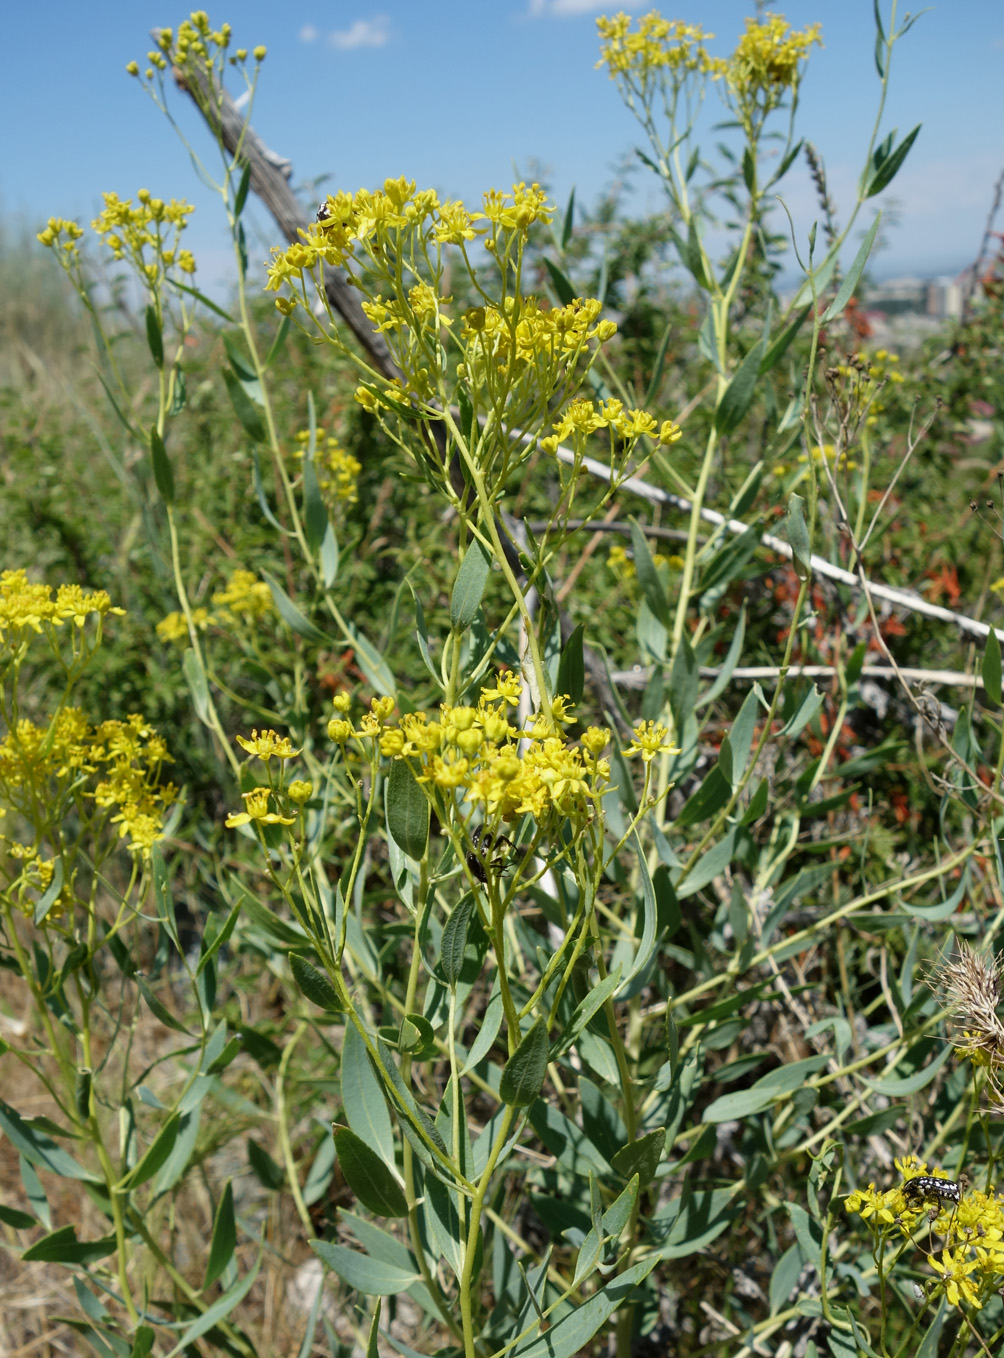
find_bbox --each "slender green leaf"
[714,334,768,435]
[251,447,289,534]
[509,1257,658,1358]
[289,954,342,1012]
[233,161,251,217]
[705,1056,828,1121]
[784,492,812,579]
[553,967,622,1057]
[264,312,291,368]
[385,759,430,861]
[561,186,576,249]
[150,426,174,504]
[610,1128,665,1187]
[341,1024,395,1166]
[33,857,64,926]
[556,623,585,706]
[182,646,211,727]
[821,216,881,322]
[145,306,163,369]
[865,125,921,198]
[167,277,235,323]
[669,635,699,737]
[629,519,669,627]
[760,304,812,375]
[312,1240,420,1295]
[247,1137,284,1190]
[0,1203,36,1228]
[23,1225,117,1263]
[500,1018,549,1107]
[451,539,492,630]
[222,367,267,444]
[333,1125,408,1217]
[136,975,192,1035]
[261,568,329,641]
[440,893,476,987]
[197,895,241,977]
[0,1100,97,1181]
[118,1113,180,1191]
[202,1181,236,1291]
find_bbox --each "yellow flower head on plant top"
[726,14,822,125]
[354,682,614,835]
[89,190,197,285]
[211,568,274,622]
[0,570,124,640]
[36,217,85,262]
[235,729,302,761]
[0,708,176,861]
[596,12,726,84]
[225,787,296,828]
[625,719,680,763]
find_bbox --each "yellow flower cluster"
[212,568,274,622]
[729,14,822,95]
[156,570,273,646]
[324,680,676,837]
[129,11,265,80]
[596,13,726,81]
[89,189,196,281]
[539,396,681,456]
[454,299,617,413]
[329,682,611,828]
[0,570,124,644]
[156,607,213,644]
[36,217,84,262]
[0,710,176,862]
[846,1158,1004,1311]
[293,428,362,504]
[267,178,553,307]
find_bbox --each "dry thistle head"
[930,944,1004,1109]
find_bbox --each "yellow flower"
[625,720,679,763]
[928,1247,982,1309]
[235,729,302,761]
[328,717,354,744]
[225,787,296,828]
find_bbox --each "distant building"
[927,268,978,319]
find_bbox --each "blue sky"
[3,1,1002,294]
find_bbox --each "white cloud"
[327,16,391,51]
[526,0,636,15]
[299,24,318,43]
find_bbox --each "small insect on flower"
[902,1176,962,1207]
[316,201,332,223]
[466,825,515,885]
